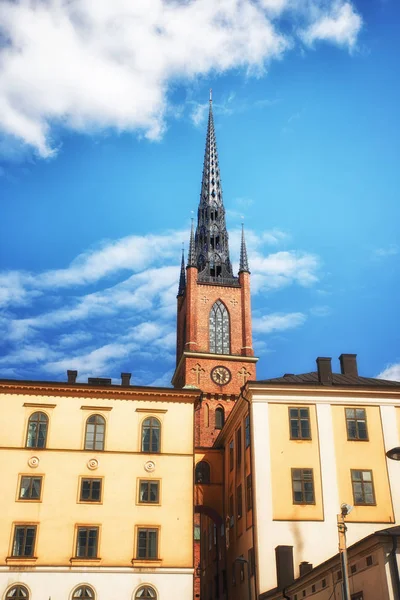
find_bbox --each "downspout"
[390,535,400,600]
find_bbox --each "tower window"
[195,461,210,484]
[215,406,224,429]
[209,300,230,354]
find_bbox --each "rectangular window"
[229,494,234,528]
[137,528,158,559]
[311,584,316,593]
[236,427,242,468]
[366,555,373,566]
[351,470,376,505]
[322,579,326,588]
[289,407,311,439]
[351,594,363,600]
[346,408,368,440]
[245,414,250,448]
[248,547,255,576]
[236,484,243,519]
[19,476,42,500]
[80,479,102,503]
[76,526,99,558]
[138,480,159,504]
[229,439,234,471]
[12,525,37,557]
[291,469,315,504]
[246,474,252,511]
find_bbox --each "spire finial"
[177,245,186,296]
[239,223,250,274]
[209,88,212,103]
[187,218,197,268]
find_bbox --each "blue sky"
[0,0,399,386]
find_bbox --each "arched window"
[26,412,48,448]
[195,461,210,484]
[204,403,209,427]
[141,418,161,453]
[209,300,230,354]
[84,415,105,451]
[5,586,29,600]
[215,406,225,430]
[72,585,95,599]
[135,586,157,599]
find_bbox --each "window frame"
[10,523,38,558]
[79,477,103,504]
[141,417,161,453]
[209,300,230,355]
[215,406,225,430]
[71,585,96,599]
[345,408,369,441]
[135,526,160,561]
[291,468,315,505]
[25,411,49,449]
[17,475,43,502]
[138,479,161,505]
[84,414,106,451]
[351,469,376,506]
[134,585,158,600]
[288,407,312,440]
[74,525,100,559]
[195,461,211,484]
[5,585,30,600]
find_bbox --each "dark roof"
[256,371,400,388]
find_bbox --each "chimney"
[299,561,313,577]
[316,357,332,385]
[121,372,132,386]
[67,370,77,384]
[275,546,294,590]
[339,354,358,377]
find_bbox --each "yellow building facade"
[0,377,199,600]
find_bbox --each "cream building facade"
[0,376,199,600]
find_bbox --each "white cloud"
[377,363,400,382]
[0,0,363,158]
[301,2,362,48]
[253,312,306,333]
[374,245,398,258]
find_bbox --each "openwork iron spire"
[187,218,197,267]
[193,92,237,284]
[239,224,250,273]
[177,248,186,296]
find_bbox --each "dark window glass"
[351,594,364,600]
[229,440,234,471]
[350,564,357,574]
[72,586,95,599]
[12,525,36,557]
[215,407,224,430]
[292,469,315,504]
[248,547,255,576]
[137,528,158,559]
[245,414,250,448]
[236,484,243,519]
[26,412,48,449]
[209,300,230,354]
[346,408,368,440]
[246,474,252,511]
[236,427,242,468]
[366,555,373,566]
[19,476,42,500]
[76,527,99,558]
[84,414,105,451]
[289,408,311,440]
[351,470,376,505]
[139,480,160,503]
[141,417,161,453]
[322,579,326,588]
[195,461,210,484]
[229,494,234,528]
[5,586,29,600]
[135,586,157,599]
[80,479,102,502]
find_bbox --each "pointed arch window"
[204,403,209,427]
[215,406,225,430]
[84,414,105,451]
[5,586,29,600]
[209,300,230,354]
[72,585,95,599]
[26,411,48,448]
[141,417,161,453]
[195,461,210,484]
[135,586,157,599]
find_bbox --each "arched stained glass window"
[26,412,48,448]
[141,418,161,453]
[85,414,105,451]
[195,461,210,484]
[215,406,225,430]
[72,585,95,599]
[5,586,29,600]
[135,586,157,599]
[209,300,230,354]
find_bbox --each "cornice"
[246,383,400,402]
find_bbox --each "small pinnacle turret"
[187,218,197,268]
[239,224,250,274]
[177,248,186,296]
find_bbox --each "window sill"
[6,556,38,564]
[131,558,162,566]
[70,557,102,563]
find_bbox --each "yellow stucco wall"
[332,405,393,523]
[268,403,324,521]
[0,390,195,567]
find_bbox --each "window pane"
[305,491,314,503]
[353,483,364,503]
[299,409,309,418]
[290,421,299,438]
[290,408,299,418]
[92,480,101,500]
[140,482,149,502]
[77,529,87,556]
[150,483,159,502]
[293,481,302,492]
[294,491,303,502]
[300,420,310,438]
[148,530,157,557]
[37,423,47,448]
[151,429,160,452]
[31,478,41,499]
[292,469,301,480]
[345,408,355,418]
[81,481,91,500]
[142,428,150,452]
[362,471,372,482]
[87,529,97,557]
[357,421,367,439]
[13,528,25,556]
[352,470,362,481]
[25,528,35,555]
[20,477,31,498]
[303,470,313,480]
[347,421,357,439]
[27,422,37,447]
[356,409,365,419]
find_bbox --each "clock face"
[211,366,231,386]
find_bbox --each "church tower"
[172,93,258,447]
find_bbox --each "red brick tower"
[172,93,258,445]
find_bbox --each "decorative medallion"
[28,456,39,468]
[87,458,99,470]
[211,365,231,386]
[144,460,156,473]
